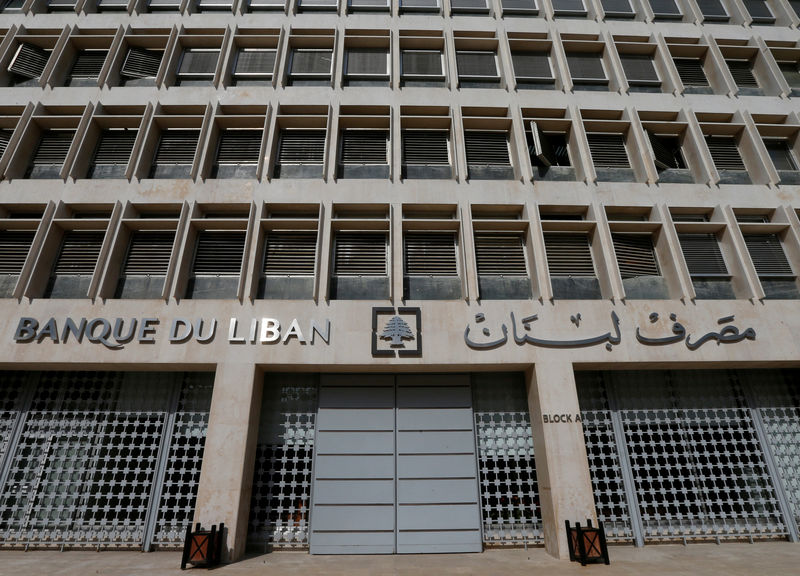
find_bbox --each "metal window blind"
[0,230,35,274]
[744,235,793,277]
[743,0,774,20]
[402,130,449,165]
[32,130,75,165]
[291,50,333,75]
[679,233,728,276]
[263,231,317,276]
[122,230,174,276]
[192,231,245,276]
[464,132,510,166]
[552,0,585,11]
[69,50,107,78]
[346,49,388,76]
[178,49,219,77]
[727,60,759,87]
[705,136,745,171]
[456,52,498,78]
[601,0,633,14]
[404,232,457,276]
[566,53,606,81]
[278,131,326,165]
[153,130,199,165]
[234,49,275,77]
[649,0,681,16]
[778,62,800,89]
[53,231,105,275]
[612,233,660,279]
[333,232,387,276]
[544,233,595,277]
[9,43,50,79]
[216,130,262,165]
[696,0,727,17]
[674,58,708,86]
[340,130,388,165]
[620,54,659,84]
[93,130,136,165]
[402,50,443,77]
[764,140,797,172]
[648,131,683,170]
[120,47,163,79]
[0,129,11,158]
[474,233,527,276]
[587,133,630,168]
[511,52,551,80]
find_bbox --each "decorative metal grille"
[472,373,542,546]
[0,373,26,467]
[247,374,317,550]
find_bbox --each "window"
[401,50,445,84]
[777,61,800,92]
[248,0,285,9]
[543,233,601,299]
[705,136,745,172]
[619,54,660,91]
[297,0,338,9]
[8,43,50,85]
[678,233,733,299]
[330,231,389,300]
[501,0,537,14]
[647,131,687,171]
[150,130,199,179]
[511,51,553,88]
[743,234,798,299]
[0,230,35,297]
[68,50,107,86]
[344,49,389,84]
[612,233,663,299]
[529,123,571,171]
[289,49,333,84]
[696,0,728,20]
[566,52,607,88]
[148,0,181,10]
[120,47,163,86]
[261,231,317,299]
[399,0,439,10]
[89,129,137,179]
[213,130,262,179]
[456,51,500,86]
[551,0,587,15]
[97,0,129,10]
[726,60,759,90]
[450,0,489,13]
[338,130,389,179]
[116,231,175,299]
[48,0,78,11]
[195,0,234,10]
[648,0,682,18]
[404,232,460,300]
[275,130,326,179]
[27,130,75,179]
[44,231,105,298]
[742,0,774,23]
[187,231,246,299]
[232,49,276,85]
[600,0,634,17]
[763,140,798,173]
[464,131,512,180]
[176,49,219,86]
[587,133,630,169]
[401,130,451,179]
[473,233,530,300]
[673,57,709,88]
[349,0,390,9]
[0,0,25,12]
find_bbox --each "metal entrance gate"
[578,369,800,545]
[0,371,213,550]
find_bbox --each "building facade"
[0,0,799,562]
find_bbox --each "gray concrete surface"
[1,542,798,576]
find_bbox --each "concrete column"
[526,362,596,559]
[193,362,263,562]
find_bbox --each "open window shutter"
[743,0,774,21]
[0,129,12,158]
[402,51,443,77]
[647,131,680,170]
[464,132,510,166]
[544,233,595,277]
[744,235,794,277]
[154,130,199,165]
[234,49,276,78]
[192,231,245,276]
[264,231,317,276]
[334,232,387,276]
[93,130,136,166]
[566,52,606,81]
[217,130,262,165]
[278,130,326,164]
[679,233,728,276]
[291,50,332,75]
[727,60,758,87]
[32,131,75,165]
[706,136,745,171]
[456,52,498,78]
[53,231,105,275]
[612,234,660,279]
[0,230,35,274]
[9,43,50,79]
[120,47,163,79]
[696,0,727,17]
[511,52,552,80]
[346,49,388,76]
[674,58,708,86]
[619,54,659,84]
[403,131,449,165]
[404,232,457,276]
[530,121,556,167]
[601,0,633,15]
[474,233,527,276]
[122,230,174,276]
[587,133,630,168]
[340,130,387,165]
[70,50,107,78]
[649,0,681,16]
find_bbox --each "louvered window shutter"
[53,231,105,276]
[216,130,262,165]
[264,231,317,276]
[674,58,708,86]
[648,131,682,170]
[404,233,457,276]
[727,60,759,87]
[0,129,12,158]
[122,231,174,276]
[69,50,107,79]
[9,43,50,79]
[334,232,387,276]
[744,235,794,277]
[511,52,552,80]
[178,49,219,79]
[192,231,245,276]
[0,230,35,274]
[402,131,449,165]
[705,136,745,171]
[587,133,630,168]
[340,131,388,165]
[291,50,333,76]
[120,47,163,79]
[620,54,659,85]
[778,62,800,89]
[696,0,727,18]
[451,0,488,9]
[544,233,595,277]
[764,140,797,172]
[346,49,388,77]
[566,52,606,81]
[474,233,527,276]
[456,52,498,79]
[612,233,660,279]
[402,51,443,77]
[464,132,510,166]
[601,0,633,15]
[154,130,199,165]
[32,130,75,166]
[234,49,275,79]
[679,233,728,276]
[278,131,326,165]
[743,0,774,21]
[93,130,136,166]
[649,0,681,16]
[552,0,586,12]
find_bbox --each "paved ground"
[1,542,798,575]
